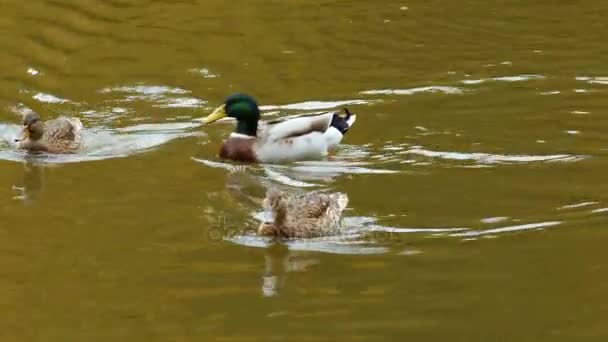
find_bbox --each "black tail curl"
[331,108,353,135]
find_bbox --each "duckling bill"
[15,112,83,154]
[258,188,349,238]
[202,93,357,163]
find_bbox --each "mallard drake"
[258,188,349,238]
[15,112,83,154]
[202,93,356,163]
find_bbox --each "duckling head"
[257,222,277,236]
[21,112,44,141]
[264,188,285,210]
[203,93,260,136]
[258,188,287,237]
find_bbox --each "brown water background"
[1,1,608,340]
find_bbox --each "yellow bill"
[203,105,227,125]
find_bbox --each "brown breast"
[219,137,258,162]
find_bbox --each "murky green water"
[1,0,608,340]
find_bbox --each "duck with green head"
[202,93,356,163]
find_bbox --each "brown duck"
[258,188,349,238]
[16,112,83,154]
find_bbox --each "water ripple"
[191,158,248,173]
[100,84,207,109]
[225,235,389,255]
[227,215,417,255]
[32,92,71,104]
[263,167,319,188]
[558,202,598,210]
[193,157,398,186]
[101,85,189,95]
[576,76,608,85]
[462,74,545,85]
[368,226,468,234]
[26,67,40,76]
[360,86,463,96]
[451,221,562,238]
[403,146,587,165]
[188,67,220,78]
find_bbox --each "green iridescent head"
[203,93,260,136]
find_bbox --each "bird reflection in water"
[12,156,46,203]
[204,162,327,297]
[261,243,319,297]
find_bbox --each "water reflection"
[12,156,46,203]
[194,149,399,187]
[198,151,582,254]
[197,158,389,253]
[261,243,320,297]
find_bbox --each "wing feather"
[42,117,83,153]
[285,192,332,218]
[44,117,82,141]
[263,113,333,142]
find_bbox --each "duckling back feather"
[262,189,349,238]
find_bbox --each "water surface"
[1,0,608,340]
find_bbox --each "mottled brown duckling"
[15,112,83,154]
[258,188,349,238]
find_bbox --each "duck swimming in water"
[201,93,356,163]
[258,188,349,238]
[15,112,83,154]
